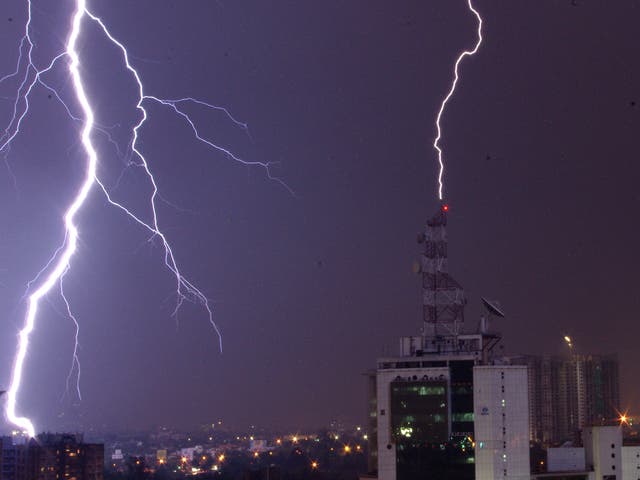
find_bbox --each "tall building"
[0,437,38,480]
[368,205,530,480]
[37,433,103,480]
[515,354,620,446]
[0,433,103,480]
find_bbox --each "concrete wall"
[621,445,640,480]
[547,447,586,472]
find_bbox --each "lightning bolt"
[2,0,289,437]
[433,0,483,200]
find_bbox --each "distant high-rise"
[514,354,620,446]
[368,205,530,480]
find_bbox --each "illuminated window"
[417,386,446,396]
[452,413,474,422]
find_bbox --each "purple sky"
[0,0,639,433]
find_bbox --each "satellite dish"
[481,297,505,318]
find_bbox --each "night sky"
[0,1,639,433]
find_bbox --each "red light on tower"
[442,204,449,212]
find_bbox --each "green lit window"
[452,412,474,422]
[418,386,445,396]
[390,380,448,443]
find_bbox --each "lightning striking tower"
[417,204,466,338]
[432,0,482,200]
[1,1,287,437]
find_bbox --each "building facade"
[473,366,530,480]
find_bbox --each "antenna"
[481,297,505,318]
[479,297,505,336]
[479,298,504,362]
[420,204,466,337]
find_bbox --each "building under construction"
[514,353,620,447]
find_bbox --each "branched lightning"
[60,270,81,402]
[2,0,288,437]
[433,0,483,200]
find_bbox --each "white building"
[621,444,640,480]
[373,347,531,480]
[584,426,622,477]
[473,365,530,480]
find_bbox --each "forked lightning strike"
[433,0,483,200]
[1,0,286,437]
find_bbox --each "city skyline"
[0,1,638,434]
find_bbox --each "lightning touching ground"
[1,0,287,437]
